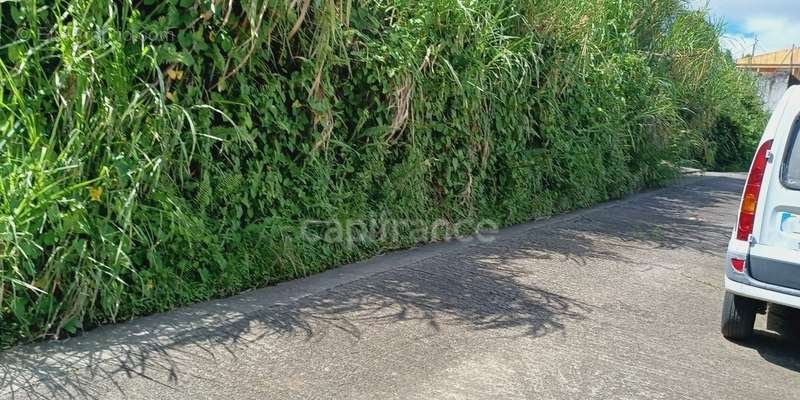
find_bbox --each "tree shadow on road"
[1,175,775,399]
[563,176,745,257]
[0,238,594,399]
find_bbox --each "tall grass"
[0,0,766,347]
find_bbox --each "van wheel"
[721,291,759,340]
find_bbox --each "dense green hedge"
[0,0,765,347]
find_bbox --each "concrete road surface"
[2,174,799,399]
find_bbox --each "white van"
[722,85,800,340]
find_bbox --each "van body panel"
[749,247,800,291]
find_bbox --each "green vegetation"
[0,0,766,348]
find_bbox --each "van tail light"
[736,140,773,241]
[730,258,746,273]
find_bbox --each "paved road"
[2,174,799,399]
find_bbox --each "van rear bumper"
[748,246,800,291]
[725,276,800,309]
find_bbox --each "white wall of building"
[756,71,792,112]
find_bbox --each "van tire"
[721,291,758,341]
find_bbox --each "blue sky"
[689,0,800,58]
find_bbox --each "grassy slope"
[0,0,766,347]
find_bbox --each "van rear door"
[749,112,800,291]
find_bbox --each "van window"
[782,119,800,190]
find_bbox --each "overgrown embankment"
[0,0,765,347]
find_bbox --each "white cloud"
[720,34,756,59]
[740,17,800,58]
[688,0,800,57]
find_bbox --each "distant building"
[737,48,800,111]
